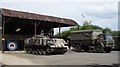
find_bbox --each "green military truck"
[70,30,114,53]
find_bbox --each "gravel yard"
[1,50,119,65]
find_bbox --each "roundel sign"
[7,41,17,51]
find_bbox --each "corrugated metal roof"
[0,8,79,26]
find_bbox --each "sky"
[0,0,119,34]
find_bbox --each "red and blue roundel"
[7,41,17,51]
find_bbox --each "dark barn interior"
[0,8,79,51]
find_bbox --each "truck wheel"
[95,45,104,53]
[104,47,111,53]
[75,45,81,52]
[84,46,89,52]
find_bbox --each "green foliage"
[54,21,119,37]
[111,31,119,36]
[103,28,112,34]
[55,27,78,37]
[80,25,102,30]
[83,20,91,26]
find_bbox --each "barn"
[0,8,79,52]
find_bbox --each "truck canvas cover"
[71,30,102,40]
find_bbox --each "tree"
[54,21,119,37]
[83,21,91,26]
[111,31,119,36]
[103,28,112,34]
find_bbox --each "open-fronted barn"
[0,8,78,51]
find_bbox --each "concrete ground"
[1,50,119,65]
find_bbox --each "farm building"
[0,8,78,51]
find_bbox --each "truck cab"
[96,34,114,53]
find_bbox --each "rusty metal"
[0,8,79,26]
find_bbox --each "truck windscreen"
[106,36,113,40]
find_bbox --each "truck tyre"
[84,46,89,52]
[95,44,104,53]
[104,47,111,53]
[75,45,81,52]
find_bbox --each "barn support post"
[59,24,61,38]
[35,22,36,35]
[51,28,54,36]
[78,25,80,30]
[2,17,5,53]
[31,21,40,35]
[2,17,10,53]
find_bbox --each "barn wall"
[4,34,32,50]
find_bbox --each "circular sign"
[7,41,17,51]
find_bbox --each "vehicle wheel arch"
[96,43,104,48]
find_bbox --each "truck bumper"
[105,44,114,48]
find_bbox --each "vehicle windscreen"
[106,36,113,40]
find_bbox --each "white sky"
[0,0,118,2]
[0,0,119,34]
